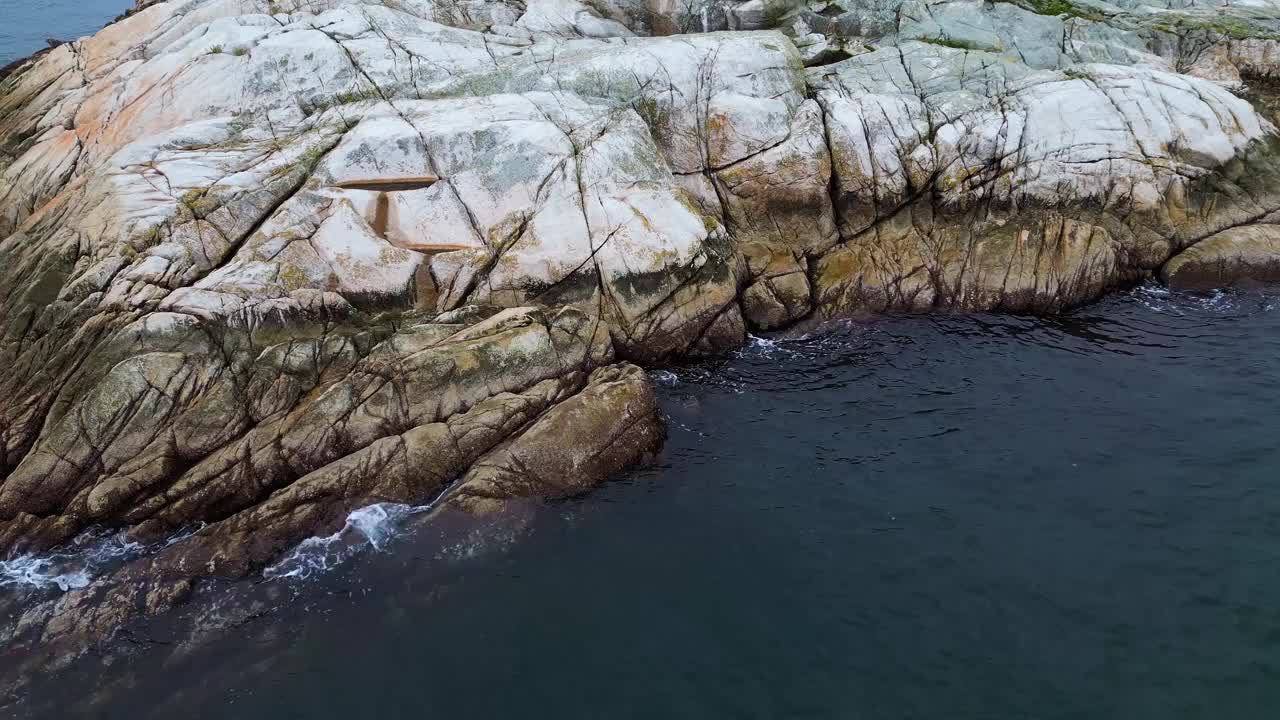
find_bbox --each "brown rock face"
[0,302,665,671]
[1162,225,1280,290]
[445,363,665,515]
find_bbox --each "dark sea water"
[9,285,1277,719]
[0,0,133,66]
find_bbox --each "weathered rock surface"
[4,0,1280,675]
[809,42,1280,314]
[1162,223,1280,288]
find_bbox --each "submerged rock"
[4,0,1280,680]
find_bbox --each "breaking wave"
[263,503,429,581]
[0,530,143,592]
[650,369,680,387]
[738,334,792,358]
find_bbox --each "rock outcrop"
[4,0,1280,672]
[1163,224,1280,289]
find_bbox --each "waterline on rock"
[8,285,1280,718]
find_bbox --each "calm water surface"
[0,0,133,65]
[12,285,1277,719]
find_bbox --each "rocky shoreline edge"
[4,0,1280,692]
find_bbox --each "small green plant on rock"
[1147,13,1280,42]
[918,36,983,51]
[334,86,382,105]
[178,187,220,219]
[633,97,670,136]
[226,111,253,137]
[996,0,1106,23]
[208,45,223,54]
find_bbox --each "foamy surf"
[738,334,791,358]
[1129,282,1277,315]
[264,503,428,581]
[0,530,142,593]
[0,556,89,592]
[651,369,680,387]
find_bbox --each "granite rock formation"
[4,0,1280,670]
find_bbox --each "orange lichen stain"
[99,83,178,151]
[79,4,171,76]
[19,172,87,233]
[73,85,114,146]
[76,64,189,153]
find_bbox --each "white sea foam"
[651,369,680,387]
[739,334,791,358]
[433,524,519,562]
[1131,284,1199,314]
[0,530,142,593]
[263,503,426,581]
[791,318,865,344]
[0,556,90,592]
[1129,282,1273,315]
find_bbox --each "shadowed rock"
[331,176,441,192]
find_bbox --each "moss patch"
[995,0,1106,23]
[1143,12,1280,42]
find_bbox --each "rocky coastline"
[4,0,1280,687]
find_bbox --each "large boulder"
[809,42,1280,315]
[1163,224,1280,289]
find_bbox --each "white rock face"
[5,1,1277,337]
[1,8,822,355]
[814,43,1268,220]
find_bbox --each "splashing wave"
[264,503,428,581]
[0,530,142,592]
